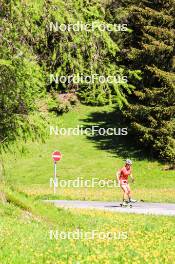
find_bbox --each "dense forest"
[0,0,175,162]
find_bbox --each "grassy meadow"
[0,191,175,264]
[1,104,175,264]
[2,104,175,203]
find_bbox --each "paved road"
[46,200,175,216]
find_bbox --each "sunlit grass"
[1,104,175,263]
[2,104,175,202]
[0,195,175,264]
[19,185,175,203]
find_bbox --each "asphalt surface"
[46,200,175,216]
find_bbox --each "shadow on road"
[104,205,121,208]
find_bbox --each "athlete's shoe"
[122,201,128,206]
[129,199,137,203]
[120,200,132,208]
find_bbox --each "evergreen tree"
[122,0,175,162]
[0,0,137,147]
[0,1,45,147]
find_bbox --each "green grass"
[1,104,175,263]
[0,191,175,264]
[2,104,175,203]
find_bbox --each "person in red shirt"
[116,159,136,205]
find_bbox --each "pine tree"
[122,0,175,162]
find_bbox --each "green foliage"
[2,0,173,163]
[121,0,175,162]
[44,0,135,106]
[0,0,137,149]
[46,92,79,113]
[0,2,46,148]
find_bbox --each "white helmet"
[126,159,132,165]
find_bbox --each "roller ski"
[129,199,137,203]
[120,200,132,208]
